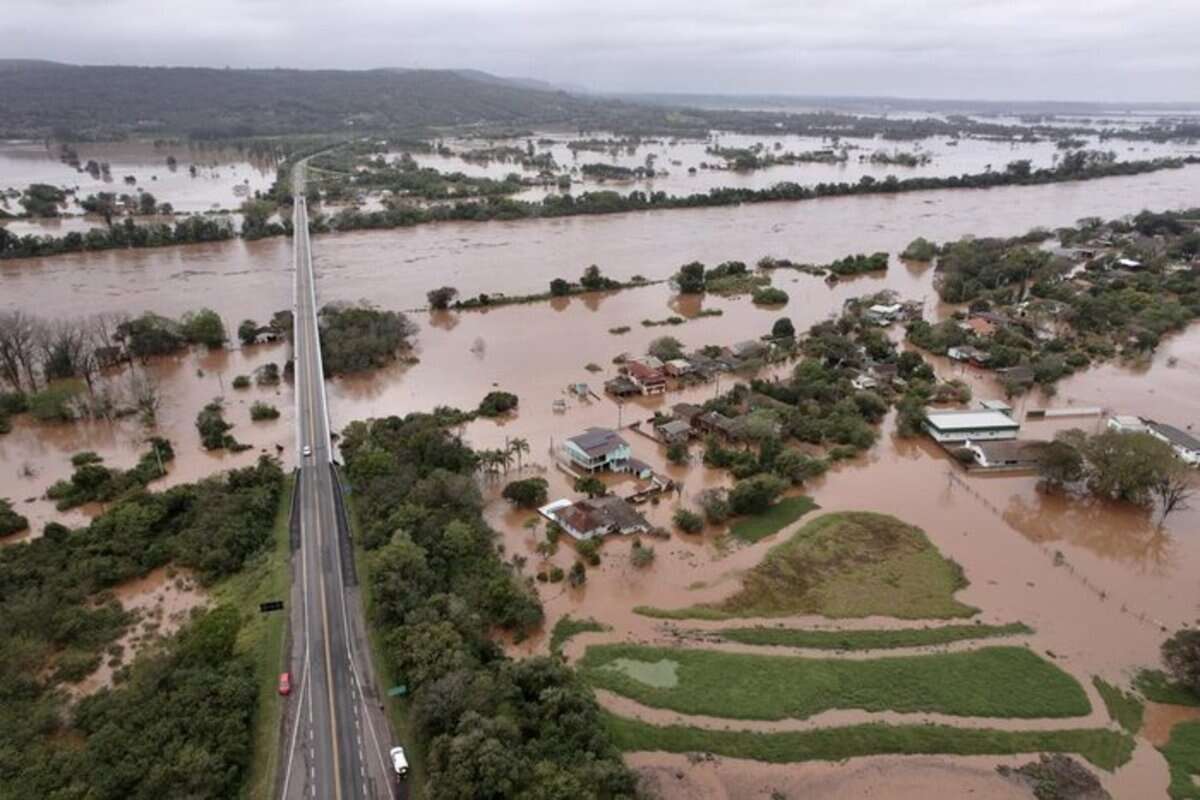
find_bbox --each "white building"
[924,409,1020,443]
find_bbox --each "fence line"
[944,468,1167,632]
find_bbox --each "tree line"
[4,154,1195,260]
[0,456,283,798]
[339,413,635,799]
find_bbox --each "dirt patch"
[1142,702,1200,747]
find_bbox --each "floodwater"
[0,139,276,230]
[0,342,295,539]
[66,566,208,699]
[414,129,1198,202]
[2,165,1199,796]
[3,164,1199,326]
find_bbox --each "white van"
[390,746,409,779]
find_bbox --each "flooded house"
[947,345,991,365]
[625,361,667,395]
[1146,421,1200,466]
[695,410,741,440]
[538,495,651,541]
[961,439,1046,470]
[923,408,1021,443]
[560,428,632,473]
[655,418,693,445]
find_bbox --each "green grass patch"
[729,496,817,543]
[714,622,1032,650]
[1160,721,1200,799]
[637,511,978,620]
[1093,676,1145,735]
[210,475,293,800]
[581,644,1090,720]
[347,491,427,800]
[549,615,609,655]
[1137,670,1200,707]
[603,712,1134,771]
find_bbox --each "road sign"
[259,600,285,613]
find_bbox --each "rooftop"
[1149,421,1200,451]
[567,427,629,457]
[925,409,1021,431]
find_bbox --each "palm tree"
[508,437,530,471]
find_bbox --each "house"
[626,361,667,395]
[866,303,902,324]
[924,409,1021,443]
[655,418,693,445]
[631,355,664,370]
[729,340,766,360]
[851,374,878,391]
[696,410,741,440]
[947,345,991,365]
[664,358,693,377]
[538,495,651,541]
[672,402,704,425]
[561,428,632,473]
[1146,421,1200,466]
[869,362,899,383]
[963,317,998,338]
[1107,415,1148,434]
[604,376,640,397]
[963,439,1046,469]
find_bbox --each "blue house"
[561,428,632,473]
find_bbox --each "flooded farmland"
[2,166,1199,797]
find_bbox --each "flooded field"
[0,139,277,231]
[0,342,295,539]
[413,129,1200,201]
[66,566,208,699]
[2,168,1198,796]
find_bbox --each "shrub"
[729,474,788,515]
[576,538,601,566]
[255,362,281,386]
[752,286,789,305]
[698,488,731,524]
[630,540,656,568]
[477,390,519,417]
[196,401,237,450]
[568,561,587,586]
[237,319,259,345]
[231,375,251,389]
[250,401,280,421]
[549,566,565,583]
[771,317,795,339]
[0,498,29,537]
[427,286,459,309]
[1163,629,1200,696]
[28,383,82,422]
[501,477,549,509]
[673,508,704,534]
[648,336,684,361]
[666,442,689,465]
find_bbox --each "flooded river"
[2,167,1199,797]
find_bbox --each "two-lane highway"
[280,173,395,800]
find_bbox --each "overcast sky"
[4,0,1198,102]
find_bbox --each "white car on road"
[390,746,409,778]
[301,445,312,457]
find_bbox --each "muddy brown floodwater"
[3,169,1199,797]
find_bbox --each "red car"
[278,672,292,696]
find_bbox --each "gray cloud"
[2,0,1197,102]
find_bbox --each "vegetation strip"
[1092,677,1144,735]
[580,644,1091,720]
[549,616,610,656]
[728,495,818,543]
[638,512,978,620]
[1159,721,1200,799]
[602,713,1135,771]
[712,622,1032,650]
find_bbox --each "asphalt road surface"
[279,173,399,800]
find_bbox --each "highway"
[280,168,396,800]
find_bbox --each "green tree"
[771,317,795,339]
[729,473,788,515]
[549,278,571,296]
[427,286,459,310]
[574,476,607,498]
[675,261,706,293]
[1162,629,1200,696]
[1036,438,1085,489]
[673,507,703,533]
[502,477,549,509]
[237,319,259,346]
[648,336,684,361]
[181,308,227,348]
[0,498,29,537]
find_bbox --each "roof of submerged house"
[925,409,1021,432]
[566,427,629,457]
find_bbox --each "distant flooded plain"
[2,166,1199,797]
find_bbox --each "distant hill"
[0,61,627,139]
